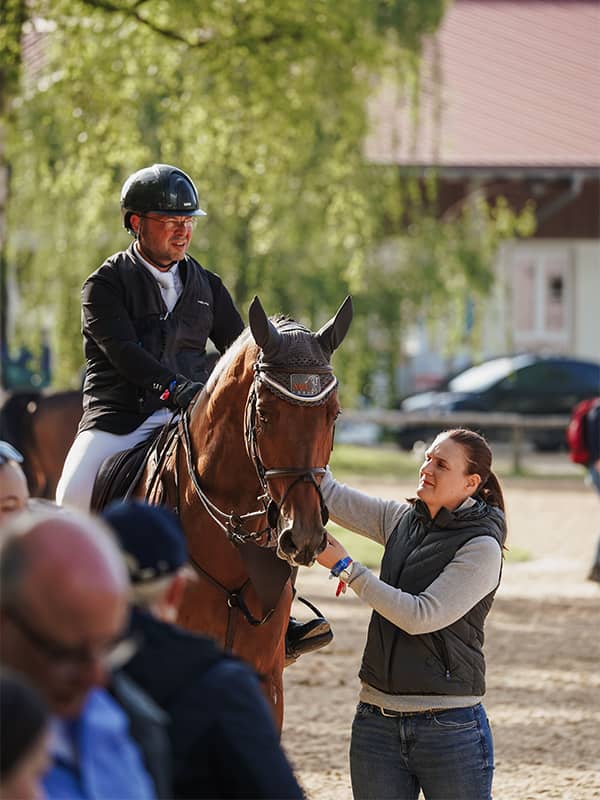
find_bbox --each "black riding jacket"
[79,244,244,435]
[359,499,506,697]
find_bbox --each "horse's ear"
[249,296,282,357]
[315,296,353,359]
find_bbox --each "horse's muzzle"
[277,526,327,567]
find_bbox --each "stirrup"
[285,596,333,666]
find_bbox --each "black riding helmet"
[120,163,207,234]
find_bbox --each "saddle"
[90,423,179,512]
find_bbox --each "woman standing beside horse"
[317,428,506,800]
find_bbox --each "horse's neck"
[190,350,258,502]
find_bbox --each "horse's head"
[247,296,353,566]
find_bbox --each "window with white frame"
[509,249,573,351]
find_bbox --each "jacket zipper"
[433,633,452,680]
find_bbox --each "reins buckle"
[226,514,246,544]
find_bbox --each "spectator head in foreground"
[0,509,130,718]
[101,501,188,619]
[0,441,29,526]
[0,669,51,800]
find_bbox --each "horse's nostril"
[277,529,297,557]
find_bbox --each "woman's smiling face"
[416,433,482,519]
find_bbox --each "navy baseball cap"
[102,501,188,584]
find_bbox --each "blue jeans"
[590,464,600,494]
[349,702,494,800]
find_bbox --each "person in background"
[56,163,245,513]
[0,508,160,799]
[583,400,600,582]
[102,500,305,800]
[0,441,29,526]
[317,428,506,800]
[0,670,51,800]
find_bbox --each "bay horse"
[0,390,82,498]
[135,295,353,729]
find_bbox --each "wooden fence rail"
[339,409,570,473]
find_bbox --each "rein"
[180,405,271,547]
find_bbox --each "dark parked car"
[395,354,600,451]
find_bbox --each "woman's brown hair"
[440,428,506,513]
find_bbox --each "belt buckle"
[379,706,400,717]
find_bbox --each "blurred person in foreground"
[0,441,62,526]
[0,508,159,799]
[0,670,51,800]
[102,500,305,800]
[316,428,507,800]
[0,441,29,526]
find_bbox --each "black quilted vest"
[359,499,506,697]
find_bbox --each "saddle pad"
[90,428,167,512]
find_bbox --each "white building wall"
[572,240,600,360]
[493,238,599,360]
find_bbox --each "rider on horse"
[55,163,329,660]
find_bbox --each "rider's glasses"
[0,441,24,466]
[140,215,198,231]
[4,605,137,671]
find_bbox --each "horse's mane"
[204,328,254,396]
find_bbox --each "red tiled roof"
[365,0,600,168]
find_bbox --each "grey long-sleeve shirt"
[321,470,502,712]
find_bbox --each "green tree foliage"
[4,0,532,403]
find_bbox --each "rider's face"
[131,213,196,269]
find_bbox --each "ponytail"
[478,469,505,513]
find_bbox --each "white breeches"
[56,409,175,512]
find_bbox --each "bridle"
[245,360,333,536]
[178,353,337,642]
[179,355,337,549]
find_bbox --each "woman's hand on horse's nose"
[316,534,349,569]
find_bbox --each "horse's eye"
[258,410,269,423]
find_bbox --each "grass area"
[503,546,532,563]
[327,522,384,569]
[330,443,418,481]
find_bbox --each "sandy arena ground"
[282,475,600,799]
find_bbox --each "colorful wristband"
[330,556,353,578]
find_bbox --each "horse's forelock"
[205,314,330,397]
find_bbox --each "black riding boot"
[285,577,333,664]
[285,616,333,664]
